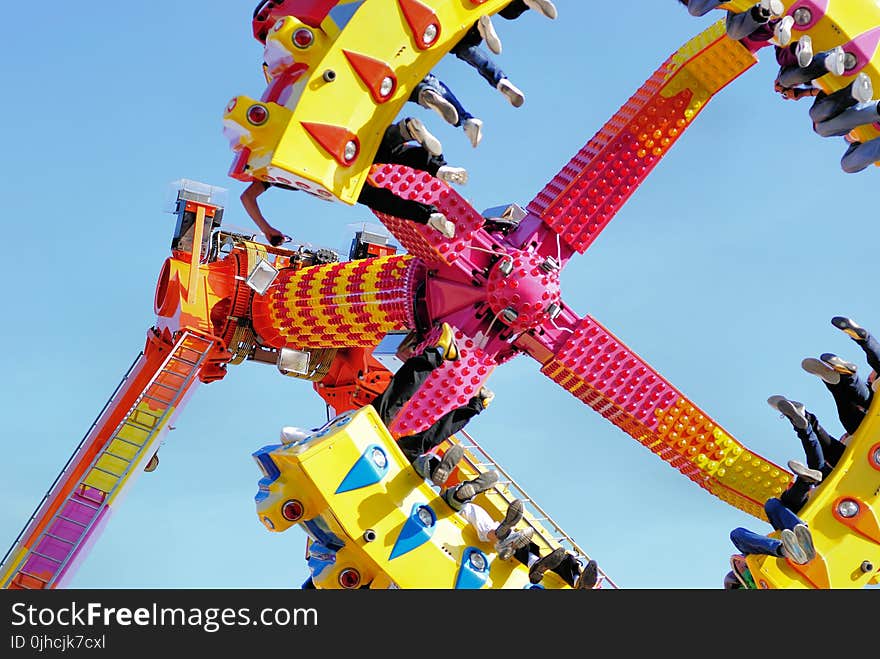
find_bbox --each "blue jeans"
[842,137,880,173]
[410,73,473,127]
[825,373,871,435]
[451,25,506,88]
[730,498,805,557]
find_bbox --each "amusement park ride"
[3,0,880,590]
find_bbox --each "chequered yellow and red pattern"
[542,315,789,520]
[528,21,755,254]
[251,254,416,348]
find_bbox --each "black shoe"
[494,499,524,541]
[575,559,599,589]
[767,395,808,430]
[430,444,464,487]
[453,470,499,502]
[831,316,868,342]
[529,547,566,584]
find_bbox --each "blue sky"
[1,2,877,590]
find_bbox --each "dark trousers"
[361,125,446,223]
[824,375,870,436]
[370,349,483,462]
[499,1,529,20]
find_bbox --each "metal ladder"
[3,331,215,589]
[456,428,619,589]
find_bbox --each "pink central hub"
[486,249,562,333]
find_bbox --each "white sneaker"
[761,0,785,17]
[497,78,525,108]
[824,46,846,76]
[418,88,459,126]
[773,15,794,47]
[852,72,874,103]
[496,528,534,561]
[436,165,468,186]
[462,117,483,148]
[402,117,443,157]
[427,212,456,238]
[524,0,558,19]
[788,460,823,485]
[795,35,813,67]
[477,15,502,55]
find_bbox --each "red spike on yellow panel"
[788,554,832,590]
[397,0,441,50]
[832,495,880,544]
[250,255,417,349]
[301,122,360,167]
[343,50,397,104]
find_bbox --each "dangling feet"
[427,212,456,239]
[494,499,524,541]
[801,357,842,385]
[432,322,460,361]
[823,46,846,77]
[477,14,502,55]
[794,523,816,562]
[788,459,823,485]
[443,470,499,510]
[774,15,795,47]
[462,117,483,148]
[767,395,808,430]
[477,386,495,409]
[528,547,566,584]
[497,78,525,108]
[574,559,599,589]
[819,353,858,376]
[832,316,868,342]
[796,35,814,67]
[496,527,534,560]
[759,0,785,18]
[779,528,809,564]
[436,165,469,186]
[852,72,874,103]
[400,117,443,156]
[417,87,459,126]
[413,443,464,487]
[524,0,558,19]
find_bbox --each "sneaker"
[774,15,794,47]
[496,528,534,560]
[477,15,502,55]
[453,470,499,502]
[417,88,459,126]
[794,523,816,562]
[497,78,525,108]
[788,460,823,485]
[761,0,785,17]
[436,165,468,186]
[144,453,159,473]
[796,35,814,67]
[433,321,459,361]
[780,528,809,564]
[401,117,443,156]
[429,444,464,487]
[831,316,868,341]
[524,0,558,19]
[767,396,808,430]
[852,72,874,103]
[494,499,524,541]
[462,117,483,148]
[477,386,495,409]
[528,547,566,584]
[824,46,846,76]
[412,453,433,480]
[801,357,841,385]
[427,212,456,239]
[575,559,599,589]
[820,353,857,376]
